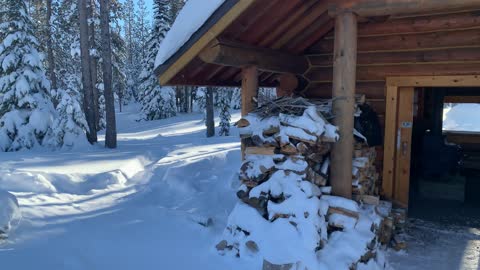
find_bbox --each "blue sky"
[145,0,153,15]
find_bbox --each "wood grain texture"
[394,87,414,208]
[330,12,357,199]
[382,85,399,199]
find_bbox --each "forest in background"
[0,0,267,152]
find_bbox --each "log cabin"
[154,0,480,216]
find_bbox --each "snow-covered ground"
[0,106,260,270]
[388,219,480,270]
[443,103,480,132]
[2,105,479,269]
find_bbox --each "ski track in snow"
[0,106,260,270]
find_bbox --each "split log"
[280,143,298,155]
[279,126,318,145]
[296,142,309,155]
[353,195,380,206]
[245,147,277,156]
[328,206,360,220]
[328,213,358,230]
[307,168,327,186]
[307,152,324,164]
[236,118,250,128]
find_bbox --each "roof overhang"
[155,0,480,88]
[154,0,257,86]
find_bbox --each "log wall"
[303,10,480,130]
[302,10,480,177]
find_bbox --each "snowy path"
[0,108,260,270]
[388,219,480,270]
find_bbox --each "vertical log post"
[241,66,259,159]
[331,12,358,199]
[241,66,258,116]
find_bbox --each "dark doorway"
[408,87,480,227]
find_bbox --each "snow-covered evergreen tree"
[194,87,207,114]
[48,77,89,149]
[230,88,241,110]
[142,86,176,120]
[97,83,106,130]
[0,0,56,151]
[218,90,231,136]
[139,0,176,120]
[111,14,129,110]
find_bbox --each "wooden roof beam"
[330,0,480,17]
[199,38,309,75]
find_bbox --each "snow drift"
[0,189,20,240]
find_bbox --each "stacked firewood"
[217,98,393,269]
[237,98,338,198]
[238,97,380,201]
[352,142,380,197]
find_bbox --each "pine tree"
[205,87,215,137]
[135,0,149,64]
[78,0,98,143]
[100,0,117,148]
[139,0,176,121]
[0,0,56,151]
[48,77,89,149]
[231,88,241,110]
[123,0,138,102]
[218,90,232,136]
[168,0,185,23]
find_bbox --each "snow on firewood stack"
[216,97,391,270]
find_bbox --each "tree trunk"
[206,87,215,137]
[184,87,189,112]
[78,0,97,143]
[46,0,57,92]
[190,86,194,113]
[88,0,100,131]
[118,93,123,113]
[100,0,117,148]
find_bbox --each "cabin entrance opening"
[407,87,480,226]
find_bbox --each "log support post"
[241,66,259,159]
[330,12,358,199]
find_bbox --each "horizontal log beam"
[445,95,480,103]
[325,11,480,38]
[302,81,386,99]
[199,38,309,74]
[169,77,275,88]
[306,63,480,82]
[309,28,480,53]
[308,47,480,66]
[357,11,480,36]
[330,0,480,17]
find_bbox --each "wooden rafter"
[199,38,309,74]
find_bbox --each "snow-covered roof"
[154,0,226,68]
